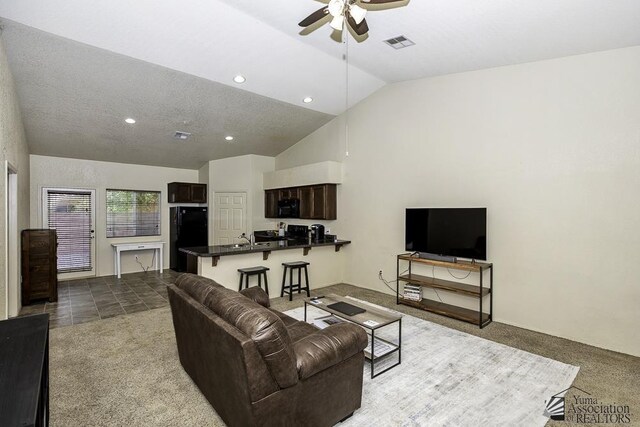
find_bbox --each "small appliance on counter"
[254,230,287,243]
[310,224,325,242]
[287,224,309,241]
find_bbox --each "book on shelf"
[403,283,423,301]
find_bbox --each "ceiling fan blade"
[299,7,330,27]
[347,15,369,35]
[360,0,405,3]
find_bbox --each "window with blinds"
[46,190,93,273]
[106,190,161,238]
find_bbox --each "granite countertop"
[180,238,351,258]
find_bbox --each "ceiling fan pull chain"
[345,30,350,157]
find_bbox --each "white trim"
[42,187,97,279]
[4,161,18,319]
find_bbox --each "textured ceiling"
[225,0,640,82]
[1,0,640,169]
[0,0,385,116]
[0,21,334,169]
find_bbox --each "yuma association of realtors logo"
[544,386,632,424]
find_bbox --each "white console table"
[111,242,165,279]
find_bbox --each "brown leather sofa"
[168,273,368,427]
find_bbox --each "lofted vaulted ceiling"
[1,0,639,169]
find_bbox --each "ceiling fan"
[299,0,407,38]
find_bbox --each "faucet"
[239,233,255,245]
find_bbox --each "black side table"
[0,313,50,427]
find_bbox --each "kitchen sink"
[225,243,249,249]
[251,242,271,247]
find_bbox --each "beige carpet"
[50,307,223,426]
[51,302,580,427]
[49,287,639,426]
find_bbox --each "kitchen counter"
[179,238,351,295]
[180,238,351,263]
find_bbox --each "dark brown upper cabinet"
[265,184,336,220]
[300,184,336,220]
[168,182,208,203]
[278,187,300,200]
[265,189,278,218]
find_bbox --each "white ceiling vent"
[174,131,192,140]
[384,36,415,50]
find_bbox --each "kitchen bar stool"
[281,261,310,301]
[238,266,270,295]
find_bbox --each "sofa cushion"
[270,309,298,328]
[286,321,319,344]
[203,286,298,389]
[294,323,368,380]
[239,286,270,308]
[175,273,222,305]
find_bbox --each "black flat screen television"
[405,208,487,261]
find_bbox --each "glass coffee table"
[304,294,402,378]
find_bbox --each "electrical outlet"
[378,270,383,278]
[325,228,331,234]
[135,255,139,261]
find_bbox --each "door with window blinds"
[43,189,95,277]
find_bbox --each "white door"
[42,188,96,279]
[214,192,247,245]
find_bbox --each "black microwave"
[278,198,300,218]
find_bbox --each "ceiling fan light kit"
[328,0,345,17]
[349,4,367,25]
[299,0,407,39]
[330,15,345,31]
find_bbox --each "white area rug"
[286,300,579,427]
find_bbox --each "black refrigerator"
[170,207,208,272]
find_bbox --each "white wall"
[0,39,30,318]
[276,46,640,357]
[276,116,348,170]
[250,155,277,232]
[204,154,275,243]
[198,161,209,185]
[30,155,198,277]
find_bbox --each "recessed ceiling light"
[303,97,313,104]
[124,118,136,124]
[233,75,246,84]
[225,136,234,141]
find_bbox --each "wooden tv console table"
[396,253,493,328]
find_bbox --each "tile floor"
[19,270,181,328]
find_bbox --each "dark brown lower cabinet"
[22,229,58,305]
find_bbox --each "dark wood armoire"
[21,229,58,305]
